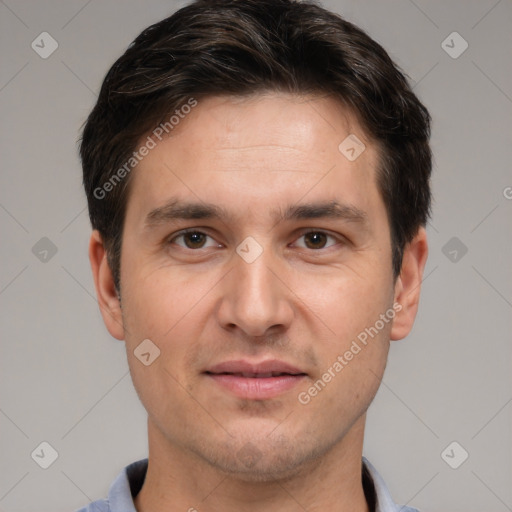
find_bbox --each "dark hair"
[80,0,432,292]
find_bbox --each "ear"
[88,230,125,340]
[390,227,428,341]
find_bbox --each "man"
[77,0,431,510]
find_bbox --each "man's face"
[111,93,400,478]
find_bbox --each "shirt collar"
[106,459,146,512]
[105,457,418,512]
[362,456,419,512]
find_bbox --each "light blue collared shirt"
[75,456,419,512]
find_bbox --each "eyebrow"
[144,197,368,229]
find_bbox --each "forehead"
[159,93,369,169]
[124,93,383,226]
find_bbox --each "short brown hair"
[80,0,432,291]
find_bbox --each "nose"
[216,244,294,339]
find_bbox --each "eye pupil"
[185,232,205,248]
[305,232,327,249]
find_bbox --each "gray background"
[1,0,511,511]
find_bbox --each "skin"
[89,92,428,512]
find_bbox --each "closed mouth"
[205,371,305,378]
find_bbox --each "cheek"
[290,266,394,409]
[119,264,218,396]
[120,256,214,340]
[120,272,209,423]
[290,266,393,344]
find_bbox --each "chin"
[190,432,326,483]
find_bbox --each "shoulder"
[73,499,110,512]
[73,458,148,512]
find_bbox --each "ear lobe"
[88,230,125,340]
[390,227,429,341]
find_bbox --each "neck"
[134,417,370,512]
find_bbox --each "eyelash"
[167,228,344,251]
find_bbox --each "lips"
[204,359,307,400]
[222,371,295,378]
[206,359,304,376]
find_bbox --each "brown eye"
[170,230,218,250]
[303,232,328,249]
[182,232,207,249]
[293,231,339,250]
